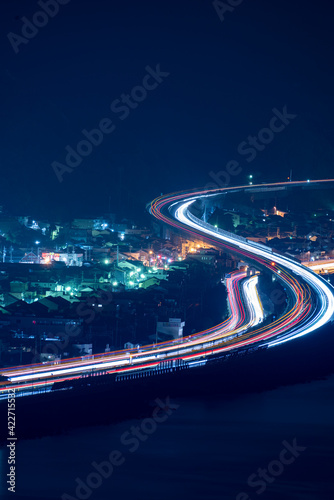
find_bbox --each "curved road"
[0,270,261,396]
[0,179,333,397]
[152,179,334,348]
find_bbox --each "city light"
[2,4,334,492]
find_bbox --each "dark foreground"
[0,322,333,441]
[0,324,333,499]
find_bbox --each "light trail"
[0,179,333,396]
[0,271,260,391]
[242,275,264,327]
[172,195,334,344]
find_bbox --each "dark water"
[1,375,333,500]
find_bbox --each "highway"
[0,270,262,397]
[303,259,334,275]
[0,179,333,398]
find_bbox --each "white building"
[156,318,185,340]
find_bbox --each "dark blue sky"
[1,0,334,220]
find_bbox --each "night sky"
[1,0,334,221]
[1,4,334,498]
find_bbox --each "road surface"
[0,179,333,397]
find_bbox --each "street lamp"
[35,241,40,263]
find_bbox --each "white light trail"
[175,198,334,346]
